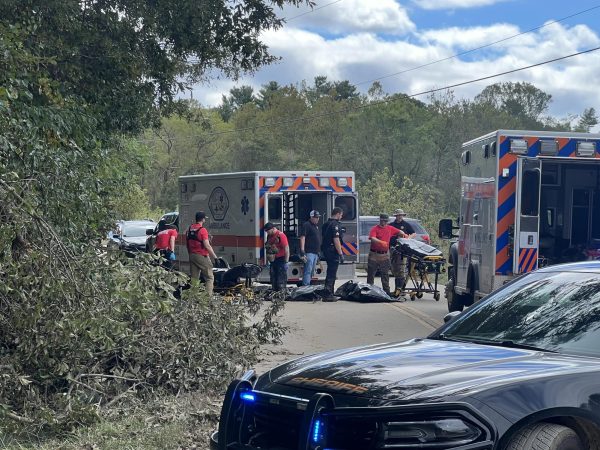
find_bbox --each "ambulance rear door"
[513,158,542,274]
[332,193,359,263]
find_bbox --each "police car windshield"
[439,271,600,358]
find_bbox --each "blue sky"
[191,0,600,121]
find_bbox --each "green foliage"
[0,249,286,433]
[575,107,599,132]
[358,170,446,247]
[1,3,303,435]
[141,77,589,222]
[0,0,313,135]
[474,82,552,125]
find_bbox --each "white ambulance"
[175,171,359,284]
[440,130,600,311]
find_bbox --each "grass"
[0,392,221,450]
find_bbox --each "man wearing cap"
[264,222,290,291]
[368,213,406,295]
[389,208,416,295]
[299,210,322,286]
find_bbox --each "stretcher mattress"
[395,238,443,259]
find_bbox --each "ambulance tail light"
[422,235,430,243]
[577,141,596,157]
[509,139,528,155]
[337,177,348,187]
[265,177,276,187]
[283,177,294,187]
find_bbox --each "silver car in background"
[108,219,156,255]
[357,215,430,267]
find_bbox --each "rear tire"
[506,423,584,450]
[446,278,463,312]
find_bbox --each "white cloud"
[413,0,512,10]
[189,21,600,119]
[280,0,415,35]
[420,24,534,50]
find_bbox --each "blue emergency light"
[240,392,256,402]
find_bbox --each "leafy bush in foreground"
[0,249,284,434]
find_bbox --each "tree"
[218,85,256,121]
[256,81,283,110]
[575,107,599,132]
[0,0,314,430]
[332,80,360,101]
[475,82,552,123]
[0,0,313,135]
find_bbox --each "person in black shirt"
[389,208,416,296]
[321,207,344,297]
[299,210,322,286]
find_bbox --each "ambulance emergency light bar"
[263,176,348,188]
[540,140,558,156]
[577,141,596,157]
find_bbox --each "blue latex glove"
[168,252,176,261]
[284,263,289,272]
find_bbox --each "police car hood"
[267,338,598,401]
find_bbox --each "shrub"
[0,248,285,434]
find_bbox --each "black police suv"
[211,261,600,450]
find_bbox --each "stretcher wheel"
[410,294,416,301]
[434,292,440,301]
[416,292,423,299]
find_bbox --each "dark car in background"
[358,215,430,267]
[145,211,179,252]
[211,261,600,450]
[108,219,155,255]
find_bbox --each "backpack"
[186,225,204,249]
[186,226,201,241]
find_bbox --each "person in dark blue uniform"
[321,207,344,298]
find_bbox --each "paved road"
[256,273,449,373]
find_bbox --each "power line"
[355,4,600,86]
[285,0,344,21]
[144,45,600,144]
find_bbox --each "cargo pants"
[367,251,392,294]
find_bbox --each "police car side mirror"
[146,228,154,236]
[443,311,461,323]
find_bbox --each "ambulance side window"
[268,197,282,220]
[521,170,540,216]
[335,196,356,220]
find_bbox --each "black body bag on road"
[335,280,393,302]
[289,285,330,301]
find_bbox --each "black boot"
[323,281,338,302]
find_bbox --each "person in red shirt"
[264,222,289,292]
[187,211,218,297]
[367,213,407,295]
[154,219,178,270]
